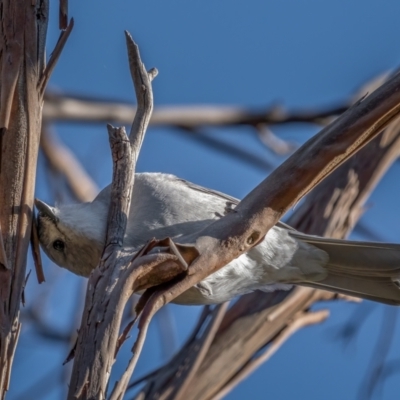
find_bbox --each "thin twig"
[38,18,74,97]
[43,91,348,128]
[110,293,161,400]
[256,124,298,155]
[126,306,213,392]
[155,306,178,360]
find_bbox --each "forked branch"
[69,36,400,400]
[67,33,163,399]
[125,68,400,397]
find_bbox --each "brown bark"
[0,2,71,397]
[0,2,48,397]
[67,34,161,400]
[59,36,400,399]
[132,69,400,335]
[186,116,400,400]
[134,84,400,399]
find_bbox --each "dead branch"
[43,91,348,128]
[67,123,135,398]
[135,74,400,399]
[55,34,400,399]
[38,18,74,97]
[197,107,400,399]
[128,69,400,385]
[0,1,71,397]
[67,33,163,399]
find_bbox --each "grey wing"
[177,177,295,231]
[176,177,239,206]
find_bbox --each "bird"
[35,172,400,305]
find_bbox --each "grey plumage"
[36,172,400,305]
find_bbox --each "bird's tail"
[290,232,400,305]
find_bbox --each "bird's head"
[35,198,107,277]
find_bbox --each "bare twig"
[154,306,178,360]
[126,306,213,393]
[43,91,348,128]
[126,304,224,399]
[256,124,298,155]
[38,18,74,97]
[125,31,158,155]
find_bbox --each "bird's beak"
[34,198,59,223]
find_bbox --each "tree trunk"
[0,1,49,397]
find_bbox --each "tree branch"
[43,91,348,128]
[133,67,400,337]
[135,72,400,399]
[67,33,162,399]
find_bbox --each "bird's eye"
[53,240,65,252]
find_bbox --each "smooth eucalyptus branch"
[175,79,400,399]
[124,67,400,391]
[164,70,400,302]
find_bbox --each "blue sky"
[10,1,400,399]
